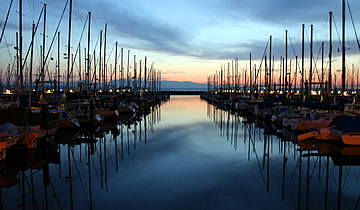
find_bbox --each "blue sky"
[1,0,360,83]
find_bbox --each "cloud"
[73,0,191,56]
[2,0,360,67]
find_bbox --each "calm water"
[2,96,360,210]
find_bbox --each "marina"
[0,96,359,209]
[1,0,360,209]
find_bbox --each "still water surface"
[2,96,359,209]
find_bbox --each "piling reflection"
[0,103,164,210]
[206,102,360,210]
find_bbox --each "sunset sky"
[1,0,360,84]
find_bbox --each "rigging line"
[332,15,343,52]
[23,170,40,210]
[308,156,319,185]
[70,148,90,205]
[288,34,298,58]
[246,125,267,190]
[0,0,13,44]
[90,154,101,185]
[48,179,63,210]
[3,34,13,61]
[347,0,360,50]
[255,39,269,80]
[21,6,44,71]
[105,44,116,64]
[285,155,301,194]
[312,44,323,83]
[73,0,86,28]
[88,31,101,76]
[288,34,302,79]
[105,141,116,169]
[69,15,89,76]
[341,167,352,192]
[42,0,69,70]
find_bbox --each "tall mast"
[289,59,292,93]
[285,30,288,93]
[309,25,313,94]
[144,56,147,91]
[329,12,333,96]
[342,0,346,94]
[87,12,91,96]
[134,55,136,90]
[16,32,19,90]
[249,53,251,94]
[121,48,123,89]
[279,56,282,92]
[58,31,60,92]
[79,44,81,87]
[229,62,231,91]
[321,42,324,93]
[127,50,130,87]
[29,23,35,109]
[114,42,118,90]
[98,30,102,92]
[295,56,298,92]
[139,60,142,91]
[282,58,285,92]
[104,23,107,90]
[66,0,72,92]
[19,0,23,92]
[269,35,272,93]
[301,24,305,94]
[40,4,46,99]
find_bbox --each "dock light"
[60,89,63,91]
[331,91,334,94]
[247,90,251,93]
[46,90,52,93]
[352,91,356,94]
[260,91,264,94]
[215,91,218,94]
[116,89,120,92]
[4,89,11,94]
[70,89,74,93]
[109,89,113,93]
[344,91,348,96]
[338,91,341,94]
[33,89,36,92]
[280,91,283,94]
[270,90,275,94]
[296,90,300,93]
[99,90,103,93]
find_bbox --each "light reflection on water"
[1,96,359,210]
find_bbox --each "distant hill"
[160,80,207,91]
[28,80,207,91]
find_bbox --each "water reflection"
[1,102,163,210]
[1,96,359,210]
[206,101,360,210]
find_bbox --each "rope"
[255,38,269,81]
[347,0,360,50]
[0,0,13,44]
